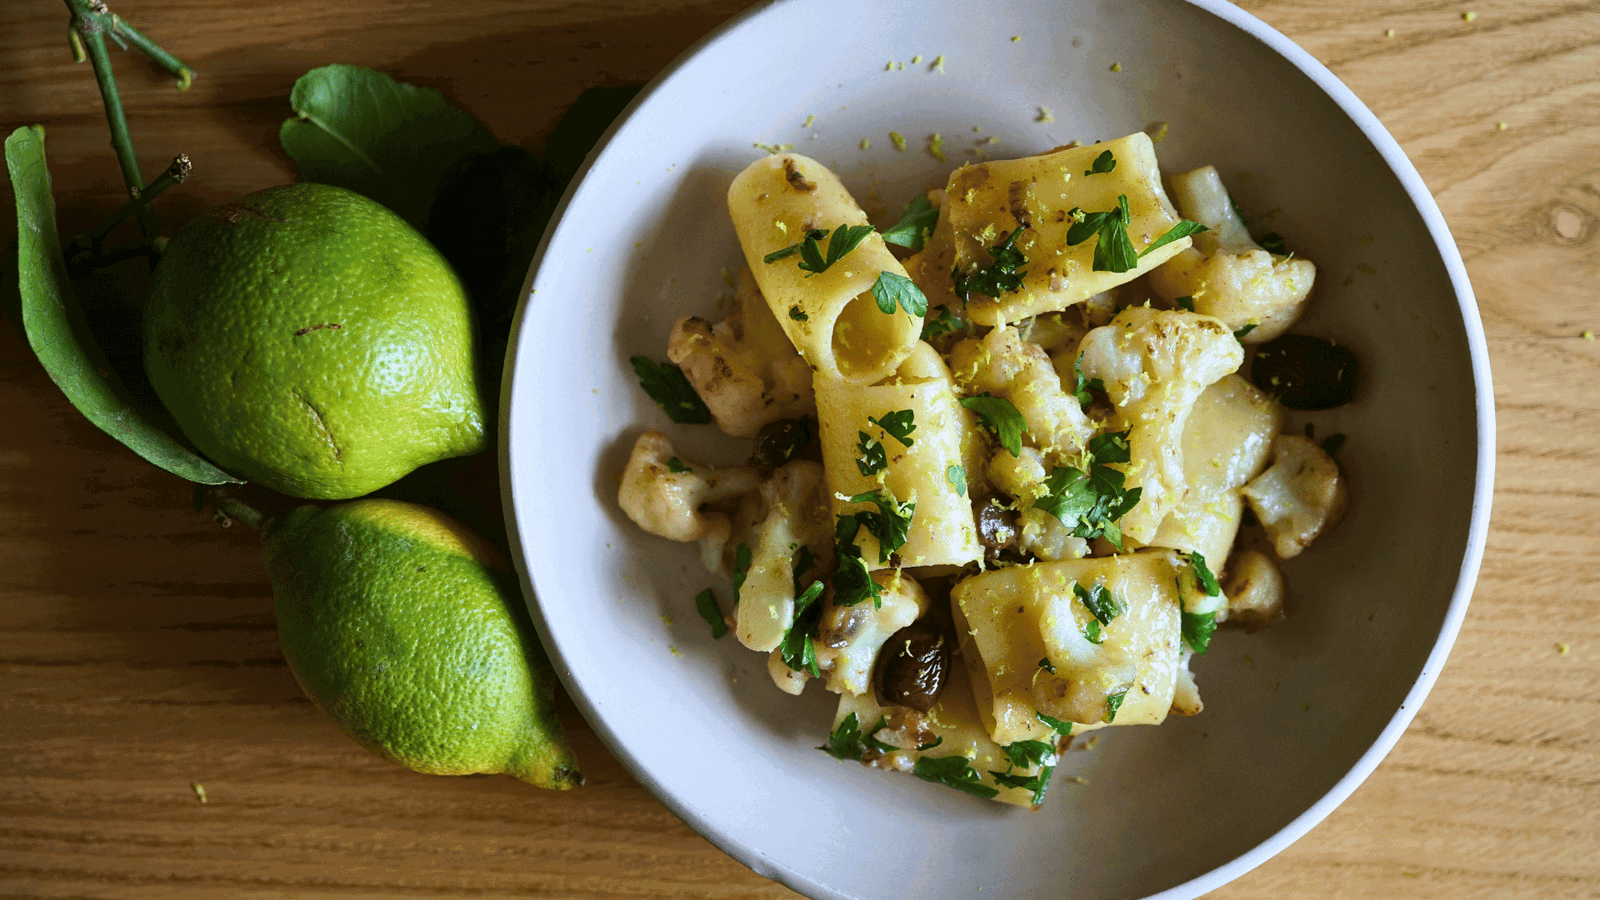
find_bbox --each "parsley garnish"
[779,547,826,676]
[1002,739,1055,769]
[913,755,999,798]
[1037,713,1074,736]
[868,410,916,448]
[1259,232,1287,255]
[822,712,897,760]
[832,542,882,607]
[1066,195,1208,273]
[871,271,929,317]
[946,464,967,496]
[1038,657,1057,675]
[666,457,690,473]
[920,304,964,341]
[1075,582,1124,629]
[1084,149,1116,176]
[959,393,1027,457]
[694,588,727,639]
[1234,322,1258,340]
[1187,551,1221,596]
[1104,689,1127,723]
[856,431,888,476]
[1071,354,1104,409]
[1033,430,1141,548]
[730,543,752,603]
[629,357,711,424]
[952,227,1028,301]
[1320,433,1347,456]
[765,224,874,275]
[880,193,939,251]
[917,736,944,751]
[1175,295,1196,312]
[788,304,808,321]
[843,490,916,560]
[989,766,1053,806]
[1182,610,1218,656]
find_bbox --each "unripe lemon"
[266,499,581,788]
[143,183,485,499]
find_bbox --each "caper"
[876,622,950,712]
[1249,334,1359,410]
[974,499,1018,559]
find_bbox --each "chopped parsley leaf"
[1084,618,1105,644]
[869,409,916,448]
[763,228,824,263]
[946,464,967,496]
[871,271,929,317]
[1187,551,1222,597]
[765,224,874,275]
[1105,689,1127,723]
[989,765,1052,806]
[822,712,896,760]
[1258,232,1288,255]
[779,576,827,676]
[630,357,711,424]
[917,736,944,752]
[1084,149,1116,176]
[1182,610,1218,656]
[1320,432,1347,456]
[1037,713,1075,736]
[1033,431,1142,548]
[832,542,882,607]
[1140,219,1208,258]
[913,755,999,798]
[1066,195,1207,273]
[788,304,809,322]
[1175,295,1196,312]
[880,193,939,250]
[952,227,1028,301]
[730,543,752,603]
[1071,354,1104,409]
[694,588,728,639]
[1038,657,1057,675]
[845,490,916,560]
[959,393,1027,457]
[1075,582,1124,627]
[666,457,690,474]
[1002,739,1054,769]
[1234,322,1259,340]
[856,431,888,476]
[920,304,965,341]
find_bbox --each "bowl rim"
[499,0,1497,896]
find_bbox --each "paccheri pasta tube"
[728,153,921,384]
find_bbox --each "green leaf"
[846,490,916,560]
[868,409,916,448]
[4,126,240,486]
[832,540,882,607]
[1182,610,1218,655]
[1139,219,1208,258]
[1105,689,1127,722]
[666,457,690,474]
[1071,354,1104,409]
[952,227,1028,301]
[946,464,967,496]
[1233,322,1259,341]
[1187,551,1221,597]
[694,588,728,639]
[1037,713,1075,736]
[731,543,752,602]
[1075,582,1124,627]
[630,356,711,424]
[871,271,928,317]
[822,713,895,760]
[913,755,999,798]
[1084,149,1116,176]
[1034,430,1142,547]
[1174,295,1196,312]
[779,578,826,676]
[1001,739,1054,769]
[989,765,1052,806]
[800,224,873,275]
[959,393,1026,456]
[920,304,964,341]
[543,84,643,181]
[880,193,939,250]
[279,64,499,229]
[855,431,887,476]
[788,304,808,321]
[1258,232,1287,255]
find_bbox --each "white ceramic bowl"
[501,1,1494,897]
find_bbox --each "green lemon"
[266,498,581,789]
[143,183,484,499]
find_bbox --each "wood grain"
[2,1,1597,898]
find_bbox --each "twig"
[78,155,191,247]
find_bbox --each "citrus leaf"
[543,84,643,181]
[279,64,498,230]
[4,125,240,485]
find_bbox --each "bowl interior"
[502,1,1489,897]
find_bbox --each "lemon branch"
[198,487,266,532]
[68,154,190,270]
[63,0,194,243]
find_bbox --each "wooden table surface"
[2,0,1596,897]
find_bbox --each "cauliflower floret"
[1076,307,1243,545]
[617,431,762,543]
[1240,434,1347,559]
[1223,548,1287,631]
[984,445,1088,561]
[726,460,834,653]
[813,570,931,696]
[947,324,1095,460]
[668,267,814,439]
[1147,166,1316,344]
